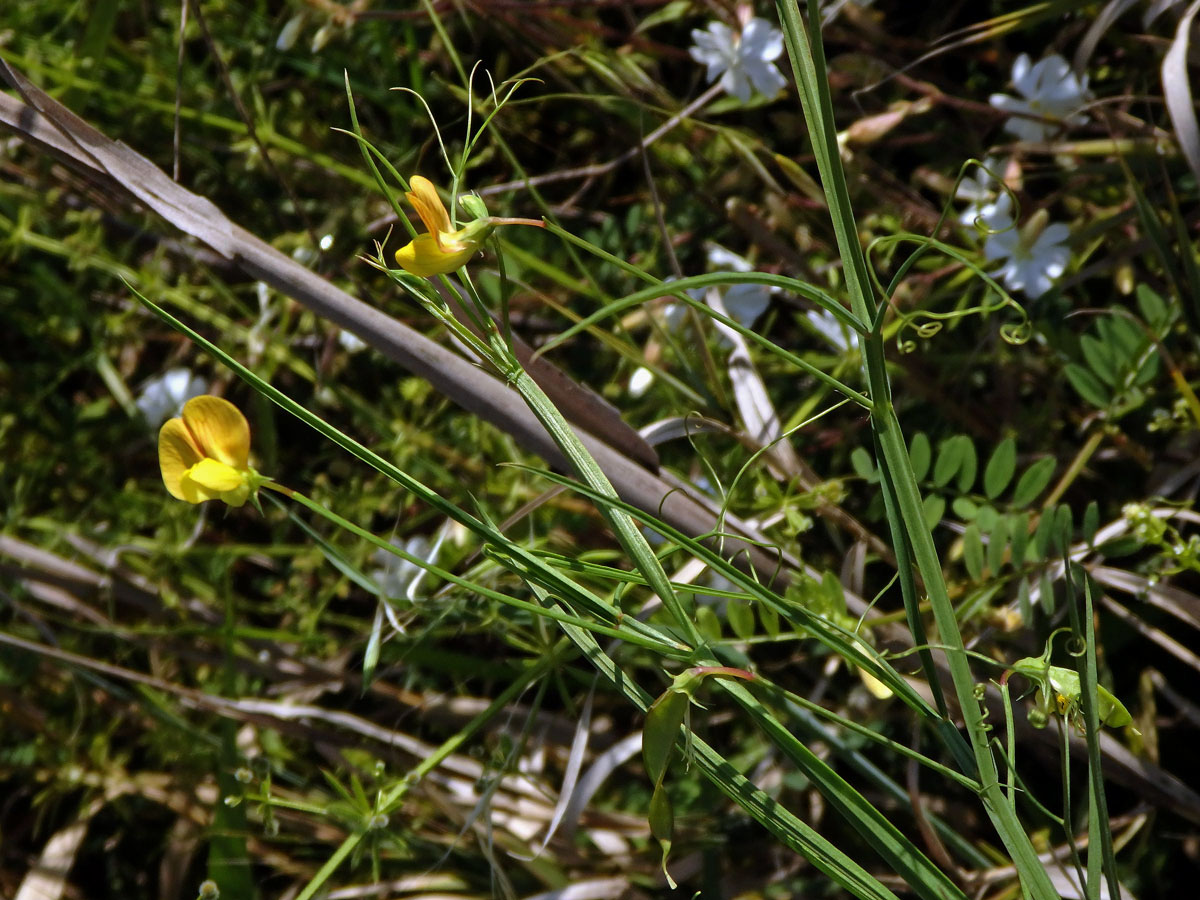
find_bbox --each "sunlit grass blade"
[773,2,1061,895]
[134,289,687,655]
[528,583,907,900]
[506,462,944,721]
[1068,566,1122,900]
[719,679,969,900]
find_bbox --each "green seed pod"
[643,689,688,786]
[648,781,677,890]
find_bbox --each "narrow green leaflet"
[983,437,1017,500]
[1011,457,1056,508]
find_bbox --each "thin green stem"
[757,681,980,792]
[292,644,569,900]
[261,482,684,655]
[511,370,702,648]
[774,3,1062,895]
[1042,428,1104,510]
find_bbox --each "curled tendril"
[892,298,1030,353]
[1046,627,1072,655]
[999,319,1033,345]
[869,212,1033,354]
[914,321,943,339]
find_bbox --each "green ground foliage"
[2,1,1199,898]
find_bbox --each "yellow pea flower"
[395,176,491,277]
[158,395,261,507]
[394,175,544,277]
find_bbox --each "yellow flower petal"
[186,457,244,492]
[181,458,251,507]
[394,233,477,277]
[158,416,204,501]
[852,636,893,699]
[181,395,250,468]
[406,175,453,248]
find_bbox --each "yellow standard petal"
[158,416,205,501]
[180,395,250,468]
[406,175,454,248]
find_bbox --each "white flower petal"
[692,22,732,52]
[629,366,655,398]
[662,301,687,330]
[723,284,771,329]
[1037,223,1072,247]
[1031,56,1069,93]
[806,309,858,352]
[1043,78,1086,107]
[1010,53,1033,93]
[137,368,208,427]
[990,94,1054,140]
[988,93,1025,115]
[740,18,784,61]
[964,191,1014,231]
[724,67,754,103]
[699,56,724,83]
[706,243,754,272]
[745,57,788,99]
[955,160,998,202]
[983,228,1020,261]
[1004,113,1054,143]
[338,330,367,353]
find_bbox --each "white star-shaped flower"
[983,207,1071,298]
[989,53,1091,142]
[136,368,208,427]
[690,17,788,104]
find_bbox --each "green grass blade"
[133,289,685,656]
[529,584,905,900]
[720,679,969,900]
[1073,567,1122,900]
[772,3,1062,895]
